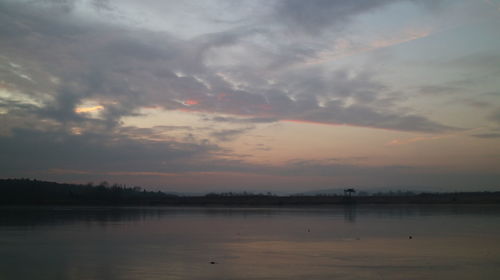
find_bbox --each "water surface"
[1,205,499,279]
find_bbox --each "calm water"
[1,205,500,280]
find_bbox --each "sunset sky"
[1,0,499,193]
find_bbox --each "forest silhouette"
[1,178,499,206]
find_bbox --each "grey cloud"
[264,158,500,191]
[0,0,456,137]
[0,125,495,191]
[206,116,278,124]
[298,103,458,132]
[255,144,271,151]
[207,89,269,115]
[0,127,218,175]
[274,0,397,34]
[0,0,496,193]
[265,43,322,70]
[273,0,446,35]
[185,73,454,132]
[459,98,491,109]
[281,68,386,104]
[210,127,253,142]
[449,52,500,71]
[488,108,500,124]
[0,1,101,40]
[0,97,39,114]
[38,89,83,123]
[0,98,45,135]
[104,39,175,61]
[1,6,198,125]
[182,157,497,191]
[417,85,460,96]
[90,0,112,11]
[2,0,112,13]
[117,125,197,143]
[472,133,500,139]
[434,89,498,109]
[484,92,500,97]
[282,158,413,177]
[152,125,193,131]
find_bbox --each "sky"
[0,0,499,193]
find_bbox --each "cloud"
[484,91,500,97]
[0,0,457,135]
[1,125,497,192]
[472,133,500,139]
[417,85,460,96]
[273,0,397,34]
[386,134,454,146]
[488,108,500,124]
[272,0,445,35]
[0,127,218,176]
[117,125,195,142]
[300,28,433,67]
[0,0,484,194]
[205,116,278,124]
[448,52,500,72]
[296,103,458,133]
[2,0,483,192]
[210,127,253,141]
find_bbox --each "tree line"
[1,178,499,205]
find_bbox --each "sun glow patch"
[183,99,199,106]
[74,105,104,113]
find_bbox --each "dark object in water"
[409,236,413,239]
[210,261,217,264]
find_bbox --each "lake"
[1,205,499,279]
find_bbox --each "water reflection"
[1,205,500,280]
[343,205,357,223]
[2,205,500,227]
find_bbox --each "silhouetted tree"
[344,188,356,198]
